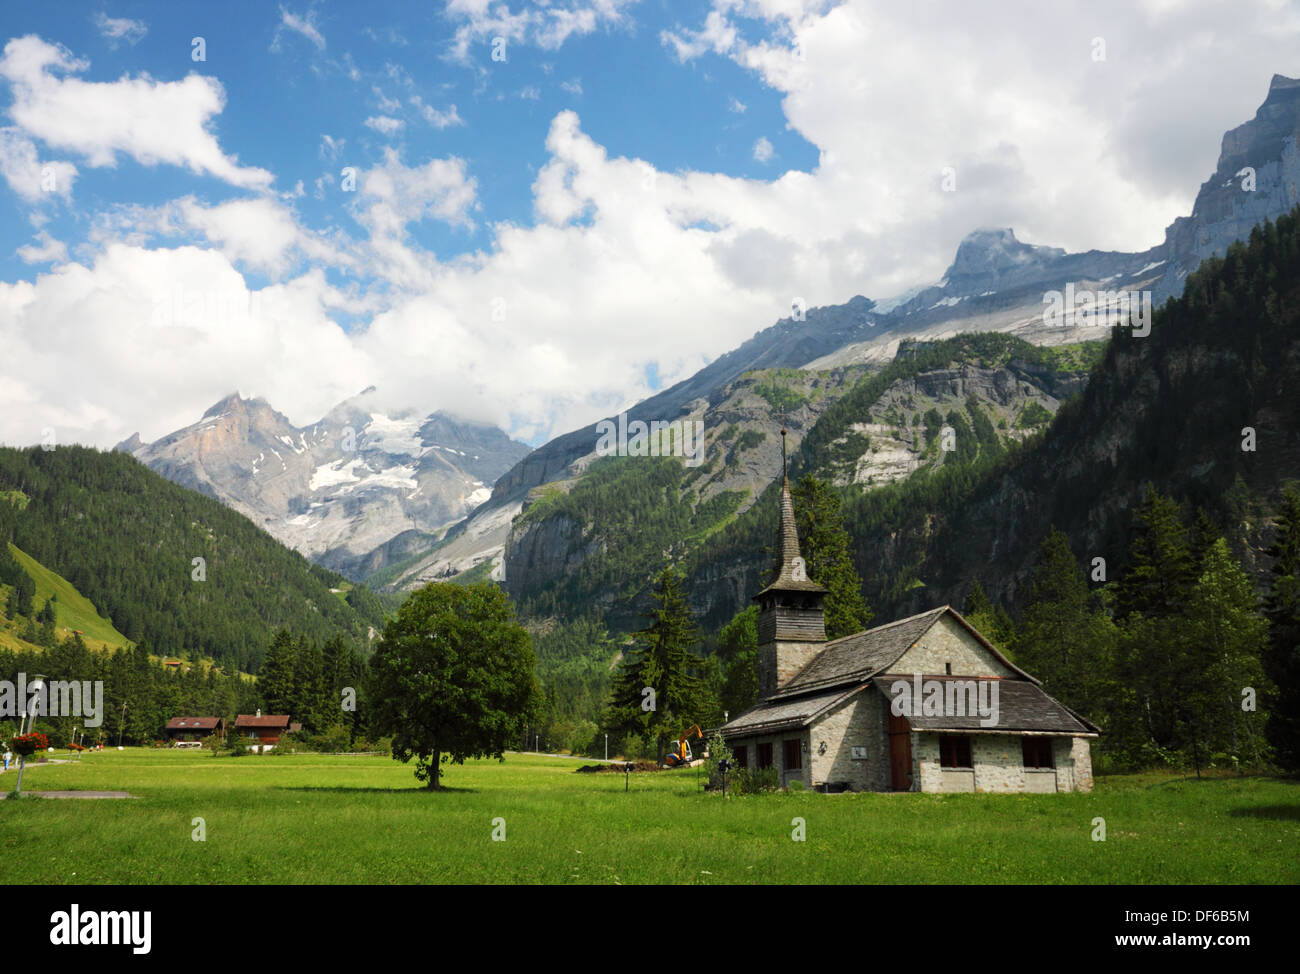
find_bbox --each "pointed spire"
[777,477,801,582]
[756,475,827,596]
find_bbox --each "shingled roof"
[235,714,291,728]
[768,606,949,698]
[754,478,828,597]
[872,676,1100,735]
[165,716,223,730]
[720,685,861,736]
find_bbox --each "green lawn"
[0,749,1295,884]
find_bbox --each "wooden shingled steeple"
[753,428,828,696]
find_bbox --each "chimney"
[256,708,261,718]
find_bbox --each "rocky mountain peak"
[945,228,1067,287]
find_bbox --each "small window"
[732,744,748,768]
[783,739,803,770]
[945,662,952,675]
[938,735,972,768]
[1022,737,1055,769]
[757,742,774,769]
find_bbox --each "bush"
[620,733,647,761]
[704,732,733,789]
[730,766,779,795]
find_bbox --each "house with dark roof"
[234,711,292,748]
[717,472,1098,794]
[164,716,225,743]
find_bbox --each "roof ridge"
[822,604,948,647]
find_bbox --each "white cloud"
[363,115,404,136]
[5,1,1300,455]
[442,0,638,62]
[273,7,326,51]
[0,126,76,203]
[752,136,774,163]
[411,96,464,129]
[93,14,148,47]
[520,85,541,100]
[0,36,273,190]
[16,230,66,264]
[561,78,583,96]
[319,134,345,161]
[728,95,746,113]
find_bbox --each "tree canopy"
[368,582,538,789]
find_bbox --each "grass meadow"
[0,749,1295,885]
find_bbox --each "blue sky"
[0,2,814,289]
[1,1,1298,449]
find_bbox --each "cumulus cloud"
[752,136,774,163]
[0,35,273,189]
[0,126,76,203]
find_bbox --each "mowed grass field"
[0,749,1295,884]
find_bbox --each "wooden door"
[889,712,912,791]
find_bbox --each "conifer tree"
[259,629,298,717]
[1183,538,1269,772]
[604,566,706,764]
[1262,485,1300,769]
[1114,488,1195,620]
[1013,528,1116,729]
[791,474,872,639]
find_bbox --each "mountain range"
[128,73,1300,612]
[118,388,531,579]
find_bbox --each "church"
[716,475,1098,794]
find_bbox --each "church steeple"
[753,433,827,697]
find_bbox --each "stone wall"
[913,730,1095,793]
[758,639,825,697]
[728,729,810,789]
[893,615,1017,678]
[808,690,890,792]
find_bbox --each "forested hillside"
[687,211,1300,627]
[0,447,385,672]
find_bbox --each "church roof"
[754,478,828,597]
[871,677,1100,735]
[718,685,861,736]
[768,606,951,698]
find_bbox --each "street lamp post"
[18,674,47,736]
[117,702,128,748]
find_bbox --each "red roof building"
[164,716,225,741]
[234,712,292,746]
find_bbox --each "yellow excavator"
[664,724,704,768]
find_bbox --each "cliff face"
[1156,74,1300,304]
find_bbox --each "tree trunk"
[426,744,441,790]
